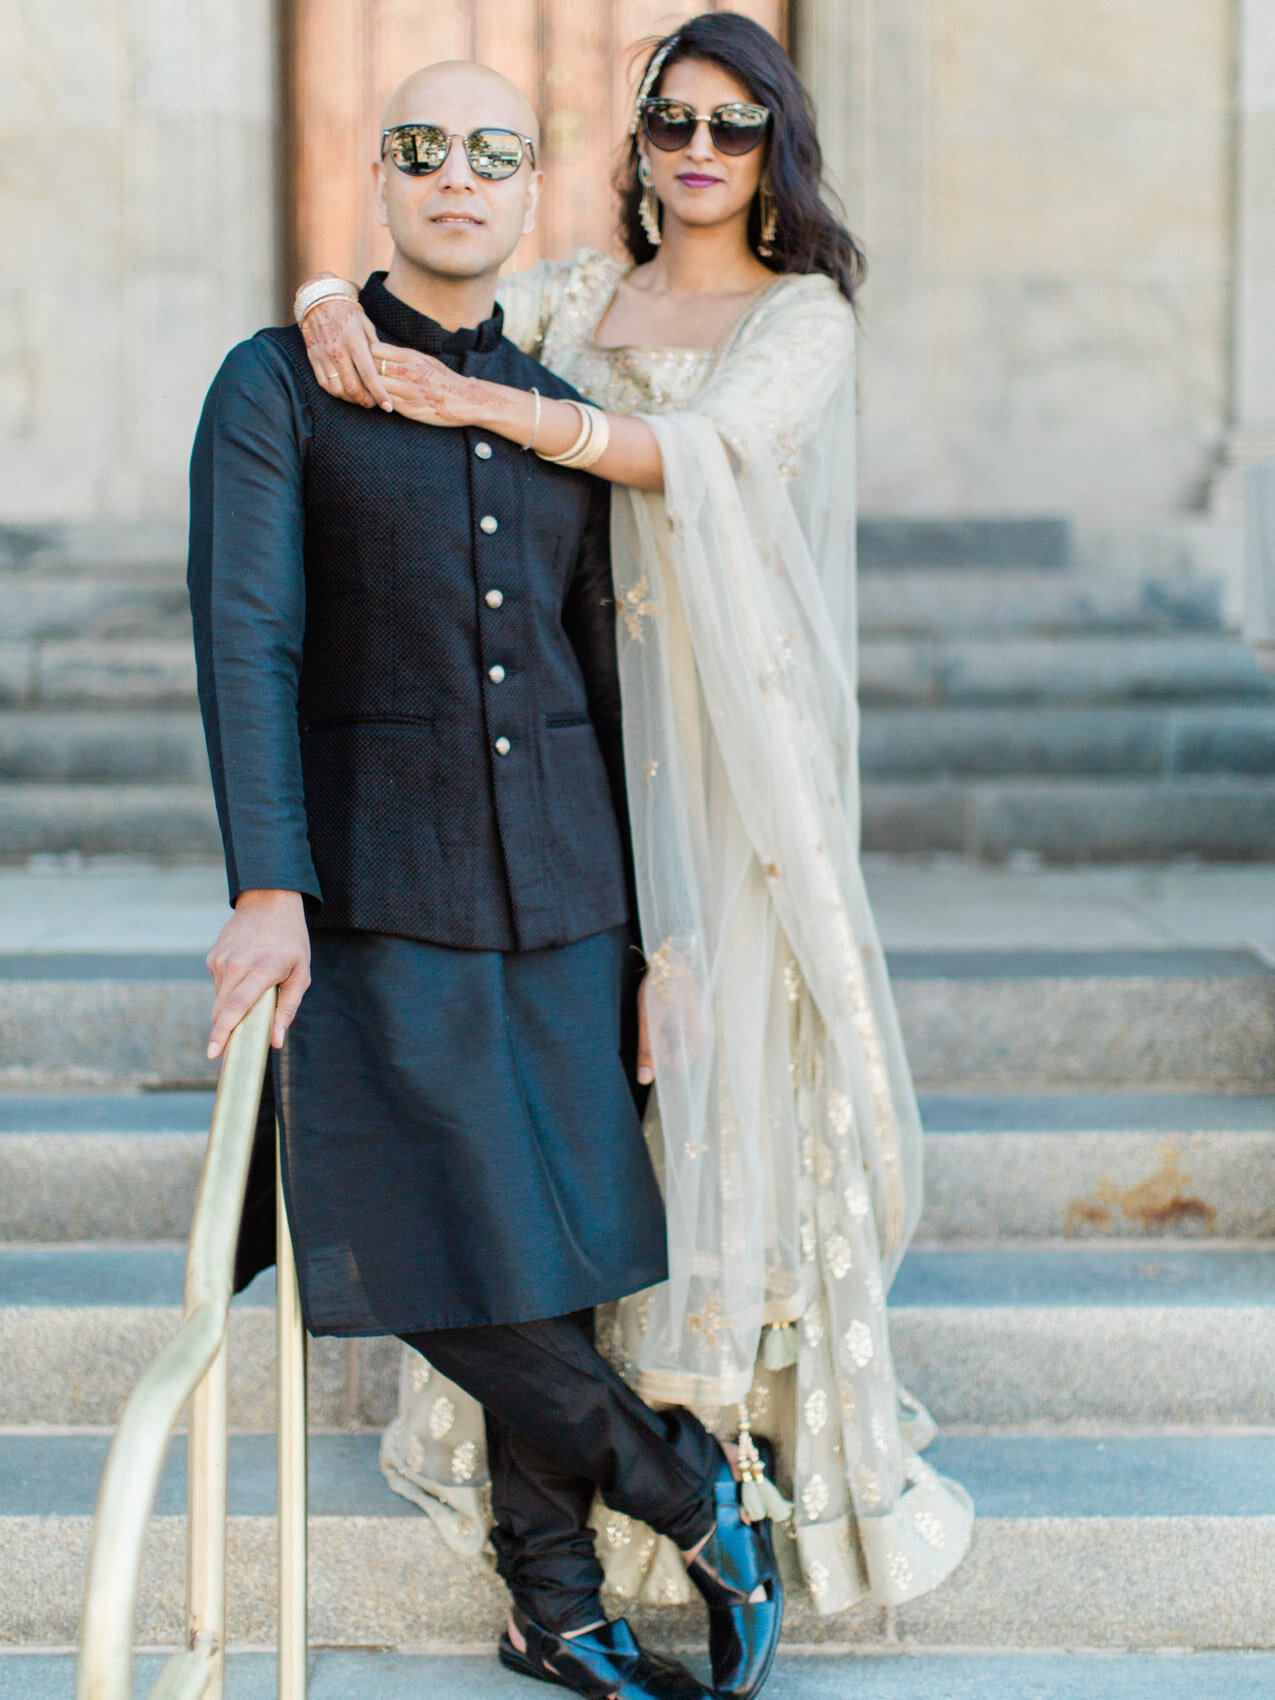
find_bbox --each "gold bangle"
[538,401,610,471]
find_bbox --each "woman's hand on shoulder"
[298,277,391,411]
[373,344,481,429]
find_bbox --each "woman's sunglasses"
[640,99,771,156]
[380,124,536,181]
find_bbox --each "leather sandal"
[498,1607,714,1699]
[685,1441,784,1700]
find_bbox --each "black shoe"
[498,1608,714,1700]
[686,1443,783,1700]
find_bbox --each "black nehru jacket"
[188,275,630,952]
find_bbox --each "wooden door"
[286,0,787,292]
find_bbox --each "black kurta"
[189,280,667,1333]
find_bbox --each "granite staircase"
[2,517,1273,865]
[2,945,1275,1695]
[856,519,1275,859]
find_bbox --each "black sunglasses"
[380,123,536,181]
[640,99,771,156]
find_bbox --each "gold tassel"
[757,179,777,257]
[638,158,662,248]
[736,1403,792,1523]
[761,1321,798,1370]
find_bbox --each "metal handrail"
[77,987,309,1700]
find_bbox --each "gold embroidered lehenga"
[380,250,973,1615]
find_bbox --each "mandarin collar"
[359,273,504,357]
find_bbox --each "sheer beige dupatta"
[382,263,972,1615]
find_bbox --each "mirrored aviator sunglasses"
[640,99,770,156]
[381,124,535,180]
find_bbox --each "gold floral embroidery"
[804,1389,828,1434]
[451,1441,477,1482]
[857,1465,882,1509]
[843,1184,871,1220]
[429,1395,455,1440]
[828,1092,853,1140]
[621,576,661,641]
[800,1220,817,1264]
[806,1559,830,1603]
[865,1268,884,1305]
[686,1290,731,1350]
[783,959,802,1004]
[409,1358,431,1392]
[801,1473,829,1519]
[605,1515,633,1550]
[914,1510,947,1550]
[404,1434,425,1473]
[843,1320,873,1368]
[837,1378,856,1421]
[801,1304,825,1346]
[826,1233,853,1280]
[644,759,659,780]
[647,937,691,1000]
[888,1553,914,1590]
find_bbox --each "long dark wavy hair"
[616,12,866,304]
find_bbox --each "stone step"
[0,1246,395,1429]
[4,1430,1275,1648]
[0,784,219,864]
[6,1650,1273,1700]
[1,775,1270,867]
[0,575,190,642]
[6,1241,1274,1428]
[1,948,1269,1091]
[915,1090,1275,1240]
[861,776,1275,859]
[0,712,207,782]
[857,567,1224,636]
[0,638,196,709]
[4,1090,1272,1244]
[858,634,1273,706]
[860,704,1275,778]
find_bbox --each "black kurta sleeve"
[188,335,321,906]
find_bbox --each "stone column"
[795,0,940,512]
[1211,0,1275,517]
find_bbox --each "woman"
[300,13,972,1618]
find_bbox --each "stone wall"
[800,0,1240,524]
[0,0,278,526]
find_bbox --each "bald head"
[381,61,540,151]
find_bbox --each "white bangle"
[294,277,359,326]
[538,401,611,471]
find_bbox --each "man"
[189,59,780,1700]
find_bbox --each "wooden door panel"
[287,0,786,292]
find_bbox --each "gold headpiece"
[628,33,679,136]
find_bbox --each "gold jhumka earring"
[757,178,777,257]
[638,157,662,247]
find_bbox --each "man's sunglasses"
[380,124,536,181]
[639,99,771,156]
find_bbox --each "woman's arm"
[374,340,664,493]
[298,280,391,410]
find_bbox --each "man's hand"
[205,889,310,1059]
[637,973,655,1086]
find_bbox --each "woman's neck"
[633,213,772,297]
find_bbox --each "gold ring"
[328,371,339,384]
[379,359,387,376]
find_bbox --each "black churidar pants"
[400,1308,720,1633]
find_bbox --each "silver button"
[475,441,493,459]
[479,514,498,534]
[485,589,504,609]
[488,664,506,683]
[494,736,511,756]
